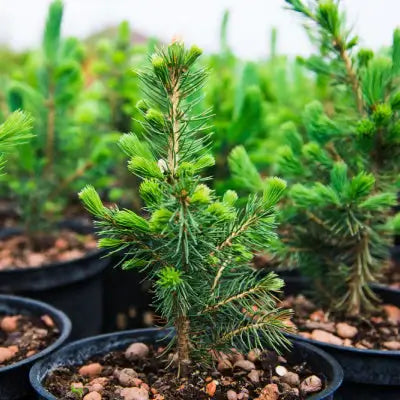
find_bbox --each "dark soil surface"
[282,295,400,351]
[45,343,327,400]
[0,230,97,270]
[0,313,59,367]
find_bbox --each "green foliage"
[80,42,291,369]
[205,12,325,194]
[92,21,146,133]
[0,0,111,235]
[285,0,400,187]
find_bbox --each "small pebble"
[383,305,400,325]
[275,365,288,376]
[79,363,103,377]
[247,349,261,362]
[336,322,358,339]
[343,339,353,347]
[217,359,233,371]
[300,375,322,395]
[41,315,55,328]
[7,345,18,355]
[88,383,104,393]
[281,371,300,386]
[227,390,237,400]
[383,341,400,350]
[120,387,149,400]
[90,378,108,386]
[83,393,101,400]
[247,369,260,383]
[118,368,139,386]
[1,316,20,333]
[309,309,325,322]
[255,383,279,400]
[0,347,15,363]
[311,329,343,345]
[237,391,249,399]
[125,343,149,361]
[233,360,256,371]
[206,380,217,396]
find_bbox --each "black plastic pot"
[0,294,71,400]
[102,253,154,332]
[283,276,400,385]
[30,327,343,400]
[0,222,109,339]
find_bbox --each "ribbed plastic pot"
[0,294,71,400]
[0,222,109,339]
[30,327,343,400]
[283,276,400,385]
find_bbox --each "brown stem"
[168,75,180,175]
[339,46,363,114]
[175,314,190,377]
[44,82,56,177]
[340,230,378,316]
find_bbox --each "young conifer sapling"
[229,0,400,319]
[80,41,292,374]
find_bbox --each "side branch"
[216,215,258,252]
[206,284,268,313]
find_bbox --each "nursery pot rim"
[370,281,400,295]
[30,327,343,400]
[0,247,105,273]
[0,294,71,373]
[0,222,106,273]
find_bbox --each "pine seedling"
[268,0,400,316]
[80,41,292,373]
[230,144,398,317]
[287,163,397,315]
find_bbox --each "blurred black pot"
[0,220,109,339]
[102,252,155,333]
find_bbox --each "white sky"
[0,0,399,59]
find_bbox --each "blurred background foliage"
[0,2,332,225]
